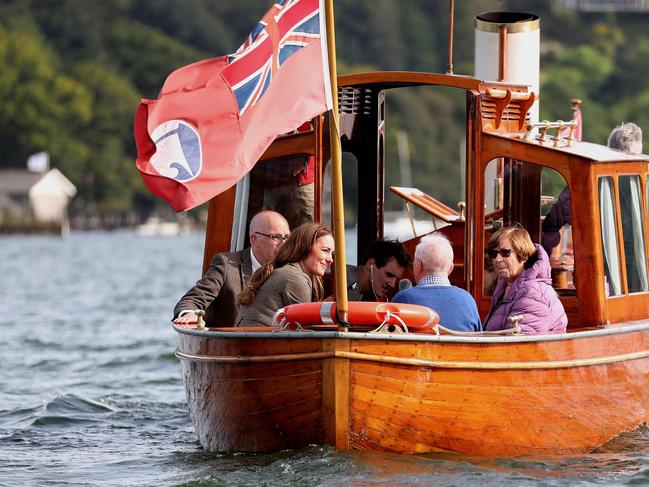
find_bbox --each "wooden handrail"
[485,88,534,101]
[435,324,520,336]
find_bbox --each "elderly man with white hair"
[392,232,482,332]
[607,122,643,155]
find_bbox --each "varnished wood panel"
[608,294,649,322]
[177,326,649,455]
[179,335,324,357]
[322,338,350,449]
[203,187,237,273]
[178,335,327,452]
[183,359,323,452]
[347,330,649,363]
[347,355,649,455]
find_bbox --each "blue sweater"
[392,286,482,332]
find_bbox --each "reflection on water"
[2,232,649,486]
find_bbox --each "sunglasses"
[487,248,514,258]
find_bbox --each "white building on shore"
[0,167,77,234]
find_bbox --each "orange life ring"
[273,301,439,333]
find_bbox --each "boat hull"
[176,323,649,455]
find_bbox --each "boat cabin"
[202,71,649,330]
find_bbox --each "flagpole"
[324,0,348,324]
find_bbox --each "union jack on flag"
[222,0,322,115]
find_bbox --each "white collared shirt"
[250,248,262,273]
[417,274,451,287]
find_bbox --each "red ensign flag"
[134,0,332,211]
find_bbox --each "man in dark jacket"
[173,210,290,326]
[346,240,410,301]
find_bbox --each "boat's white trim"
[175,347,649,369]
[176,348,332,363]
[173,320,649,343]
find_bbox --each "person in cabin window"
[263,154,315,230]
[608,121,643,155]
[172,211,290,327]
[392,233,481,332]
[542,122,643,257]
[235,222,334,327]
[346,240,410,302]
[262,122,316,229]
[484,224,568,335]
[540,186,572,258]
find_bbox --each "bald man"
[173,211,290,326]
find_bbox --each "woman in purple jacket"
[485,225,568,335]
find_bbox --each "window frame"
[598,173,649,298]
[618,174,649,294]
[481,157,574,298]
[598,175,624,296]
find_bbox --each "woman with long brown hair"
[235,222,334,327]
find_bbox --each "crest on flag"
[150,120,203,182]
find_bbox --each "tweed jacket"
[173,249,253,326]
[235,262,314,327]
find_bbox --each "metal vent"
[481,99,529,123]
[338,87,376,115]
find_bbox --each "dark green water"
[2,232,649,486]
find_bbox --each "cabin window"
[263,154,315,230]
[247,154,316,231]
[483,158,503,296]
[382,86,467,291]
[598,176,622,296]
[384,86,466,241]
[619,175,648,293]
[322,151,359,264]
[541,168,574,291]
[483,159,573,296]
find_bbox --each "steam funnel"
[474,12,540,123]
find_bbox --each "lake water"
[2,231,649,486]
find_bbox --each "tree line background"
[1,0,649,222]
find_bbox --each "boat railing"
[435,323,521,336]
[173,320,649,344]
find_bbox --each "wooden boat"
[174,11,649,455]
